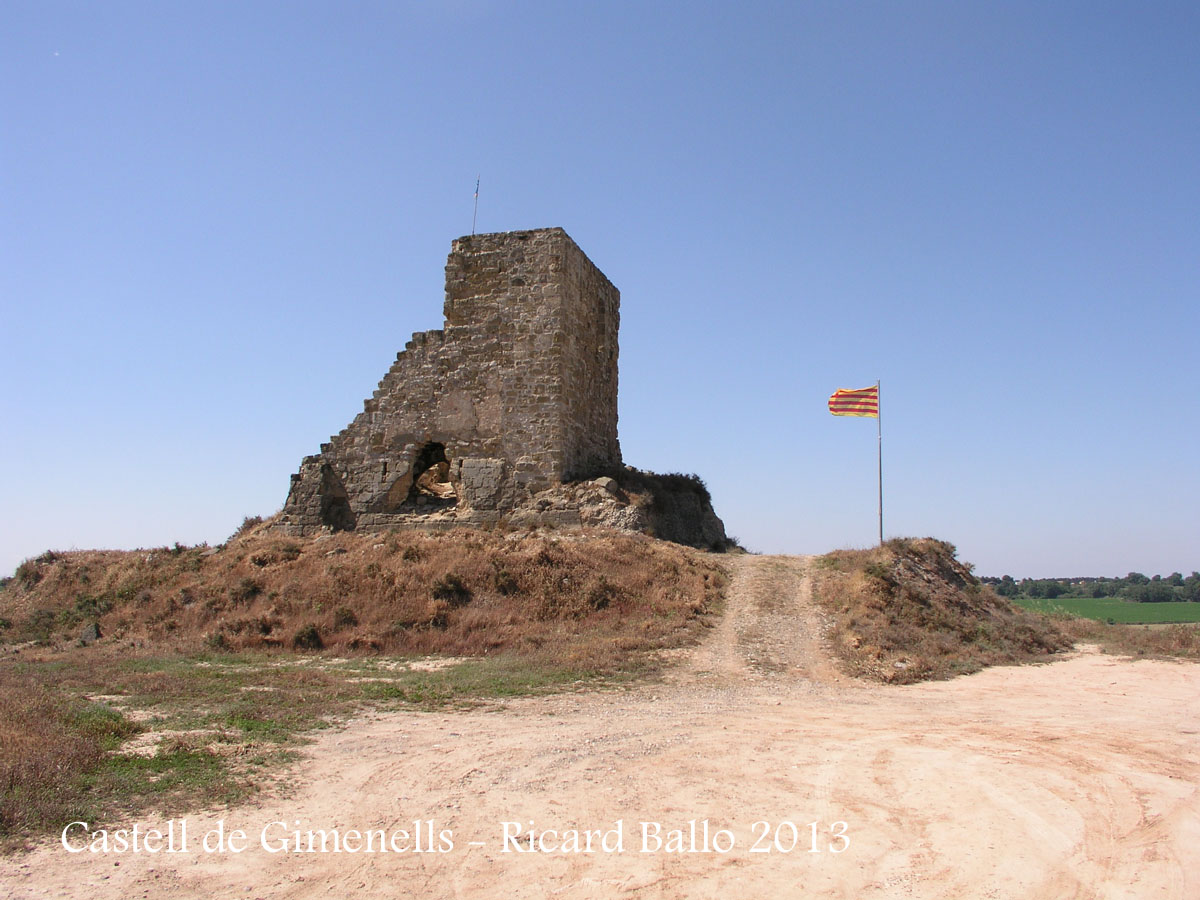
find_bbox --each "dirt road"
[4,555,1199,898]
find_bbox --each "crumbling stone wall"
[277,228,621,534]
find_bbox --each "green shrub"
[292,624,323,651]
[587,576,618,611]
[14,560,43,588]
[24,609,57,642]
[229,516,264,541]
[493,569,520,596]
[230,577,263,605]
[432,575,472,608]
[204,632,229,651]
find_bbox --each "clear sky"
[2,1,1196,579]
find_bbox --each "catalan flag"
[828,384,879,417]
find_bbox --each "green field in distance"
[1012,595,1200,624]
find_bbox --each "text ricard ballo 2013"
[61,817,850,857]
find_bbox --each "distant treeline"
[982,572,1200,603]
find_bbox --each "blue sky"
[2,1,1196,578]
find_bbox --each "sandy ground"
[4,555,1199,899]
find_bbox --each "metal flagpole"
[877,379,883,546]
[472,176,480,235]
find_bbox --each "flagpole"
[877,379,883,546]
[828,382,884,545]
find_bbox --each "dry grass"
[1055,618,1200,660]
[0,668,138,842]
[0,525,727,848]
[813,538,1071,683]
[0,650,364,850]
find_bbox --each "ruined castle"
[277,227,726,549]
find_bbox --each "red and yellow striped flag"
[828,384,879,417]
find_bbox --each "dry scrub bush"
[815,538,1070,683]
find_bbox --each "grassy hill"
[2,522,725,662]
[814,538,1071,683]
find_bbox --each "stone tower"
[277,227,621,534]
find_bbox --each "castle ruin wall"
[276,227,621,535]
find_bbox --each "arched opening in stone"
[318,464,356,531]
[408,442,457,508]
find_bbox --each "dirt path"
[4,555,1199,898]
[683,555,840,683]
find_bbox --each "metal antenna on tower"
[472,176,480,235]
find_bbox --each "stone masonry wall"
[276,228,621,535]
